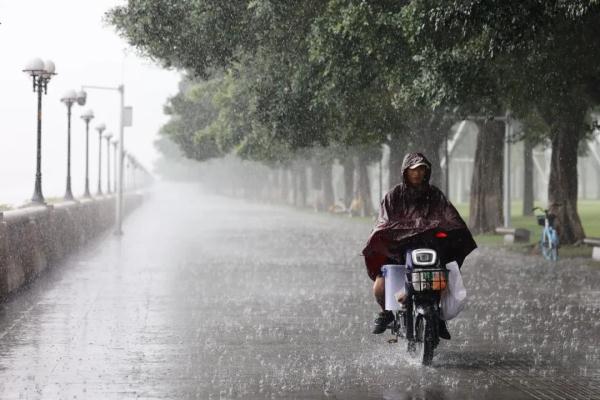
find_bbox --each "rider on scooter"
[362,152,476,337]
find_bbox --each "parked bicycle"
[533,206,559,261]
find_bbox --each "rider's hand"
[394,290,407,303]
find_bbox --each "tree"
[402,0,600,243]
[159,77,224,161]
[468,121,504,234]
[110,1,600,240]
[108,1,255,77]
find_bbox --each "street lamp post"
[128,155,136,191]
[104,133,113,194]
[23,58,56,205]
[81,84,127,235]
[111,139,118,193]
[503,112,513,228]
[125,151,132,191]
[444,129,450,197]
[60,90,86,201]
[123,151,129,192]
[95,123,106,195]
[81,109,94,198]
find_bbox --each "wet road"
[1,183,599,399]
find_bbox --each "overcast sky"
[0,0,181,206]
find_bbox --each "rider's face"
[406,165,428,187]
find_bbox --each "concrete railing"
[0,194,143,298]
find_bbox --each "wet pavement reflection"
[0,183,599,399]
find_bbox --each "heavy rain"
[1,1,600,400]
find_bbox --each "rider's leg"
[372,274,394,334]
[373,275,386,310]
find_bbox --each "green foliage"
[111,0,600,184]
[108,0,255,78]
[159,76,224,161]
[308,1,407,140]
[402,1,600,118]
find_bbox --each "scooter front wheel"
[420,316,435,366]
[412,314,433,365]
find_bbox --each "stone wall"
[0,194,143,298]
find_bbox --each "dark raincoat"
[362,152,477,281]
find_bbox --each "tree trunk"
[310,161,324,211]
[356,153,373,217]
[291,167,298,206]
[311,162,323,190]
[280,168,289,204]
[522,139,534,216]
[322,160,335,212]
[388,134,405,188]
[468,121,504,234]
[298,164,307,208]
[342,156,354,209]
[548,127,585,244]
[270,169,279,203]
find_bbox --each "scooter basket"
[410,268,448,292]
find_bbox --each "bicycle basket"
[410,268,448,292]
[536,215,545,226]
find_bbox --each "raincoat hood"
[362,153,476,280]
[401,152,432,185]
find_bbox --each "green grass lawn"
[288,199,599,262]
[454,200,600,238]
[454,200,600,262]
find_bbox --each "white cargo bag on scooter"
[440,261,467,321]
[381,264,407,311]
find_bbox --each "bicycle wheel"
[540,231,553,261]
[550,230,559,261]
[550,245,558,261]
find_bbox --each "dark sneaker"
[439,319,451,340]
[372,311,394,334]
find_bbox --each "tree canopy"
[109,0,600,242]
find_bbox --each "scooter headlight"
[411,249,437,266]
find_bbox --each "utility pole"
[81,84,127,235]
[503,111,512,228]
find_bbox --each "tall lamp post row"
[81,109,94,198]
[23,58,56,204]
[96,123,106,195]
[60,89,87,201]
[22,58,145,208]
